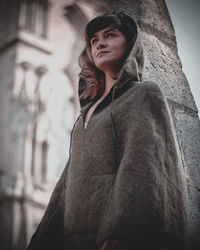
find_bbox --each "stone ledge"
[0,172,56,207]
[0,31,52,55]
[168,100,199,118]
[17,30,52,55]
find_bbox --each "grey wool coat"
[27,29,188,250]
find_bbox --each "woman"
[27,13,188,250]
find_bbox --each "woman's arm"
[99,239,132,250]
[99,239,170,250]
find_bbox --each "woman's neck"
[103,71,119,96]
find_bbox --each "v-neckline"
[81,82,118,131]
[85,97,104,123]
[82,92,112,131]
[83,96,105,130]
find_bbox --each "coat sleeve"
[99,239,132,250]
[96,82,189,250]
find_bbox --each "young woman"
[27,13,188,250]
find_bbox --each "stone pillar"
[79,0,200,249]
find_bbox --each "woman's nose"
[96,39,106,49]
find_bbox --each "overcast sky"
[166,0,200,113]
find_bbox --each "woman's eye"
[91,39,98,45]
[106,33,114,38]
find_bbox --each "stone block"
[140,0,176,43]
[175,113,200,249]
[110,0,176,47]
[142,32,197,111]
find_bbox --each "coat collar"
[113,70,138,90]
[80,72,136,116]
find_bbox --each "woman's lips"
[96,51,109,57]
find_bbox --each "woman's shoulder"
[132,80,164,93]
[129,80,166,102]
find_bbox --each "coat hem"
[95,231,187,250]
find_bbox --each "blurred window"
[19,0,49,38]
[41,141,48,183]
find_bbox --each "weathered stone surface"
[175,113,200,249]
[142,32,197,111]
[110,0,141,19]
[140,0,176,45]
[176,114,200,189]
[186,184,200,250]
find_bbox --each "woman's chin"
[95,60,118,73]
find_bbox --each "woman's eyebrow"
[104,28,116,33]
[91,28,116,40]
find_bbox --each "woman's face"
[90,27,127,73]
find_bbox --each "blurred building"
[0,0,96,249]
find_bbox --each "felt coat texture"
[26,26,188,250]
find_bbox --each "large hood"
[78,22,144,109]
